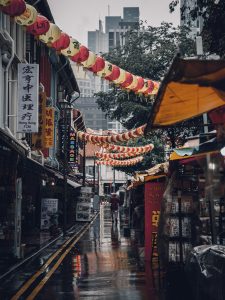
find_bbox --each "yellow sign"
[44,107,54,148]
[32,92,46,150]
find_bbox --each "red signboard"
[145,181,165,261]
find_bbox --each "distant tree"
[169,0,225,57]
[96,22,200,174]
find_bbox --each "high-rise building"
[107,7,140,51]
[88,20,108,54]
[123,7,139,22]
[180,0,203,39]
[75,97,108,130]
[105,16,122,33]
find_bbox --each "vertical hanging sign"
[44,107,54,148]
[17,63,39,133]
[32,92,46,150]
[68,129,76,171]
[144,181,165,261]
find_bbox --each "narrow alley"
[0,204,162,300]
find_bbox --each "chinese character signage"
[44,107,54,148]
[68,129,78,171]
[144,181,165,261]
[32,92,46,150]
[17,63,39,132]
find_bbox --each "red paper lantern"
[143,80,155,95]
[120,72,133,88]
[89,56,105,73]
[15,4,37,26]
[105,65,120,81]
[132,76,145,92]
[51,32,70,51]
[70,45,89,63]
[1,0,26,16]
[26,15,50,36]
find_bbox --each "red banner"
[144,181,165,261]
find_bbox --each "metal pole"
[63,109,68,235]
[113,167,116,193]
[93,156,96,194]
[97,164,100,195]
[82,141,86,186]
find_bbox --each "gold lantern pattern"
[15,4,37,26]
[61,38,80,57]
[39,23,61,45]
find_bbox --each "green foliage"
[169,0,225,57]
[95,22,199,174]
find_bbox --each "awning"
[170,137,220,161]
[0,128,28,156]
[145,55,225,132]
[67,179,81,189]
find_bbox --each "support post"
[113,167,116,193]
[93,155,96,194]
[63,110,68,235]
[82,141,86,186]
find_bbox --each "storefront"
[0,129,28,260]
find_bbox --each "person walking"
[110,193,120,225]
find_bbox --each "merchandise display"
[76,187,93,221]
[159,153,225,267]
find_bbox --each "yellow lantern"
[61,38,80,57]
[97,61,113,78]
[0,0,11,6]
[39,23,61,44]
[81,51,96,68]
[126,75,138,90]
[15,4,37,26]
[113,68,126,84]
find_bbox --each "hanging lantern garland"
[61,38,80,57]
[95,143,154,155]
[51,32,70,52]
[26,15,50,36]
[70,45,89,63]
[15,3,37,26]
[39,22,61,45]
[95,149,150,159]
[96,156,143,166]
[78,124,146,144]
[1,0,160,97]
[1,0,26,16]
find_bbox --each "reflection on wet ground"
[36,204,162,300]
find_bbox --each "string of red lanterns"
[96,142,154,153]
[0,0,160,97]
[95,151,146,159]
[77,124,146,143]
[96,155,143,166]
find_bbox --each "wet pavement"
[0,205,164,300]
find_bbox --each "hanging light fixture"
[26,14,50,36]
[61,38,80,57]
[51,32,70,52]
[1,0,26,16]
[39,23,61,45]
[15,4,37,26]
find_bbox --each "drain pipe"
[3,29,15,129]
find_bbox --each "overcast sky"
[47,0,180,45]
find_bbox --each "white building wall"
[0,12,26,141]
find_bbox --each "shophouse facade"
[0,0,80,261]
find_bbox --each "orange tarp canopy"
[146,56,225,131]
